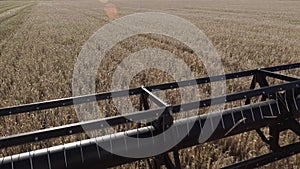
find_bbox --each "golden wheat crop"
[0,0,299,168]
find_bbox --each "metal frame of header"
[0,62,299,169]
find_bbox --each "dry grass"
[0,0,299,168]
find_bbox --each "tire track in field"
[0,3,33,22]
[0,3,35,50]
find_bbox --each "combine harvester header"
[0,63,299,169]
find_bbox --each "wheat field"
[0,0,300,168]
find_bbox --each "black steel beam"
[0,94,299,169]
[1,81,299,148]
[1,80,299,148]
[0,63,299,117]
[258,69,300,81]
[148,62,300,91]
[221,142,300,169]
[0,88,142,117]
[262,62,300,72]
[0,63,299,169]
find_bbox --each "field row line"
[0,3,33,22]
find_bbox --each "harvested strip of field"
[0,3,33,21]
[0,2,26,13]
[0,2,35,45]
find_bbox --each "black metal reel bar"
[0,63,299,148]
[0,63,299,169]
[223,93,300,168]
[245,68,300,150]
[0,63,299,117]
[139,67,300,169]
[0,80,299,149]
[0,62,299,148]
[221,66,300,168]
[0,95,300,169]
[221,142,300,169]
